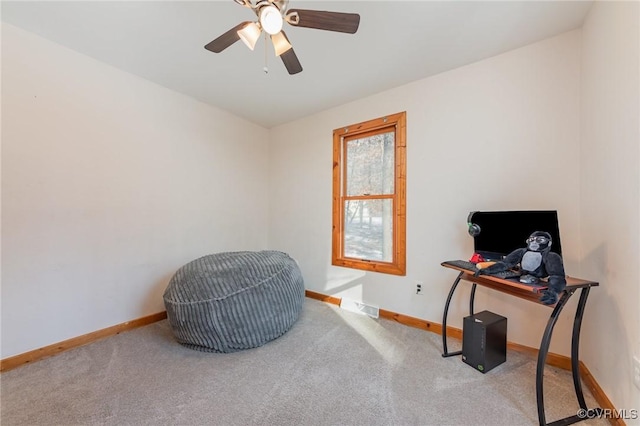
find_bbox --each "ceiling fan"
[204,0,360,75]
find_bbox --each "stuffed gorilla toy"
[475,231,566,305]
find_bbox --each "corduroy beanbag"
[163,251,304,353]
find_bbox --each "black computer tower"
[462,310,507,373]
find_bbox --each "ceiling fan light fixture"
[260,5,283,35]
[237,22,261,50]
[271,32,292,56]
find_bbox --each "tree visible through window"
[332,112,406,275]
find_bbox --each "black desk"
[441,261,601,426]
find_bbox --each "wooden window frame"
[332,111,406,276]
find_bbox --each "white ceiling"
[1,1,593,128]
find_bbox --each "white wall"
[4,5,638,416]
[269,30,582,354]
[580,1,640,417]
[1,24,270,358]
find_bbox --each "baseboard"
[305,290,620,425]
[305,290,342,306]
[0,311,167,373]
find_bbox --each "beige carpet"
[1,299,607,425]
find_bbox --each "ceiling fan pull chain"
[263,32,269,74]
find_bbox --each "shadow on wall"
[580,243,630,394]
[581,242,608,279]
[143,270,177,314]
[323,269,367,297]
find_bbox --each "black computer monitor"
[468,210,562,261]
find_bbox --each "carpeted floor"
[1,298,607,425]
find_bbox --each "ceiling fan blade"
[280,48,303,75]
[233,0,252,7]
[286,9,360,34]
[204,21,252,53]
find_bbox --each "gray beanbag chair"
[163,251,305,353]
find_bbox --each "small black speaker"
[462,310,507,373]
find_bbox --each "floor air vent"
[340,298,380,319]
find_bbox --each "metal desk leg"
[566,287,602,424]
[442,272,464,357]
[469,283,477,317]
[536,290,572,426]
[537,289,602,426]
[571,287,590,410]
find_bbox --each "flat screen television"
[468,210,562,261]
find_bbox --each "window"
[332,112,406,275]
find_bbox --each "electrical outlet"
[633,355,640,391]
[415,282,423,295]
